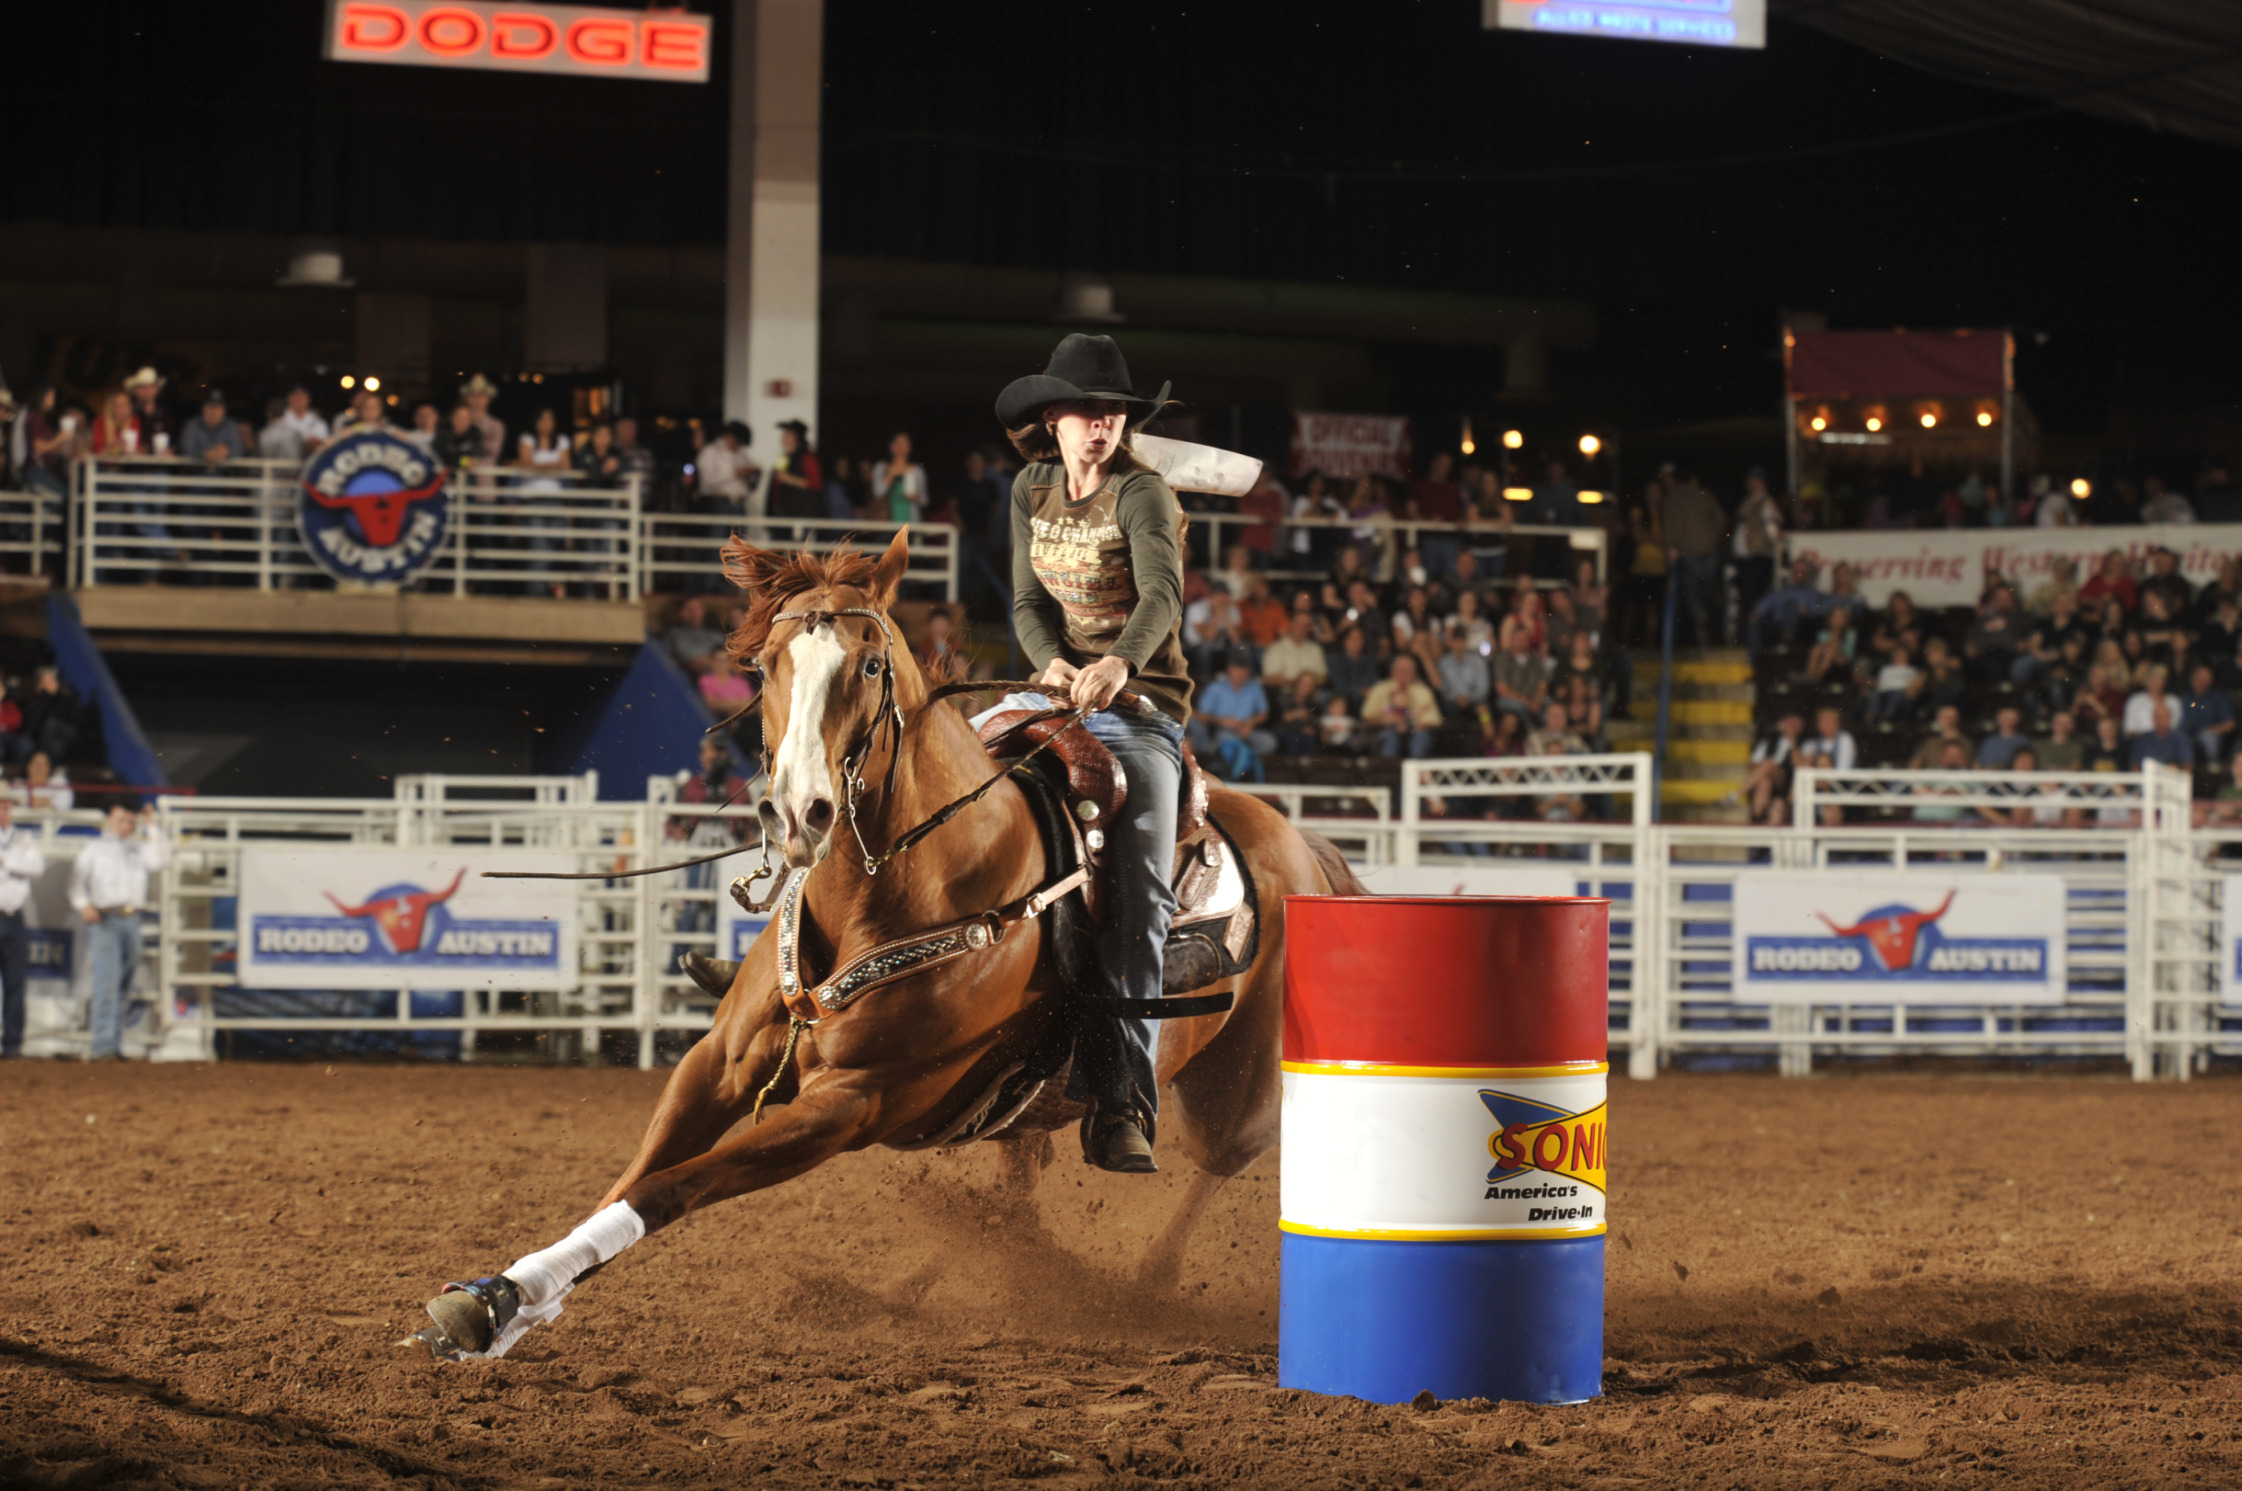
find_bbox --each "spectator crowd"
[1742,542,2242,828]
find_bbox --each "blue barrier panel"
[548,643,750,800]
[45,592,165,788]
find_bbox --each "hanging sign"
[324,2,713,83]
[296,430,452,585]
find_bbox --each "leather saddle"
[679,707,1255,1005]
[969,708,1252,997]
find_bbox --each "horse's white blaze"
[771,625,848,859]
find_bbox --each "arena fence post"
[1278,894,1609,1405]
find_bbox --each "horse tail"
[1299,830,1366,897]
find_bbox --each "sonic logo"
[1816,890,1954,973]
[325,868,465,955]
[1480,1089,1607,1195]
[295,430,451,584]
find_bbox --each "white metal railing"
[0,486,66,577]
[69,456,642,599]
[634,511,958,600]
[1189,511,1608,590]
[16,762,2227,1080]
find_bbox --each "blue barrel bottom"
[1278,1233,1604,1405]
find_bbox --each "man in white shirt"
[68,800,168,1061]
[1259,610,1328,693]
[1809,706,1859,772]
[695,421,760,516]
[258,385,332,461]
[0,799,45,1059]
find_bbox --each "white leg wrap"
[505,1201,647,1307]
[464,1201,646,1361]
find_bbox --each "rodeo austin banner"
[1732,872,2067,1004]
[2217,877,2242,1008]
[237,850,579,991]
[1786,523,2242,609]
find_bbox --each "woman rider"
[996,334,1191,1175]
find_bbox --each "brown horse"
[412,530,1361,1359]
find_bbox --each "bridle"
[731,600,1137,910]
[761,605,907,883]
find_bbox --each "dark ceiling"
[3,2,2240,450]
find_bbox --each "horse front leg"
[410,1071,877,1362]
[407,995,788,1363]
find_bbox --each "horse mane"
[721,540,884,663]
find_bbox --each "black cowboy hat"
[995,333,1170,430]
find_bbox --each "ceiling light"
[340,374,355,389]
[1502,429,1524,450]
[2070,478,2091,499]
[1578,490,1604,504]
[1920,412,1938,429]
[1809,415,1827,432]
[1578,434,1601,457]
[1503,486,1533,502]
[1865,416,1883,433]
[364,375,381,392]
[1976,411,1994,427]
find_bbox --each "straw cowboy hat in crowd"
[460,373,500,398]
[122,365,164,391]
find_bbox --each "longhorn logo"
[303,469,445,547]
[1816,890,1955,973]
[295,429,453,584]
[325,869,467,955]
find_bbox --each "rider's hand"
[1072,654,1132,713]
[1038,658,1080,697]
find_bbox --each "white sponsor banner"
[1787,524,2242,609]
[2220,875,2242,1008]
[238,850,578,990]
[1356,863,1582,899]
[1288,412,1412,482]
[1793,522,2242,609]
[1732,872,2066,1004]
[1280,1070,1607,1237]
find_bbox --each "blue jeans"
[1008,693,1180,1120]
[1379,726,1434,758]
[85,911,143,1059]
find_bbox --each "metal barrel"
[1277,895,1610,1405]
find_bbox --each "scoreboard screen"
[1485,0,1765,50]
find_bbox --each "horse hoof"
[406,1275,521,1360]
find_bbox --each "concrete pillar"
[525,244,609,373]
[724,0,822,448]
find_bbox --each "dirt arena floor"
[6,1065,2242,1490]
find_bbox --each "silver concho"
[1074,799,1099,821]
[966,922,989,948]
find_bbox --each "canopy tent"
[1774,1,2242,150]
[1784,328,2020,500]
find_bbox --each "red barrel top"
[1283,896,1609,1067]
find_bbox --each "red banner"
[1289,413,1413,482]
[1789,329,2008,399]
